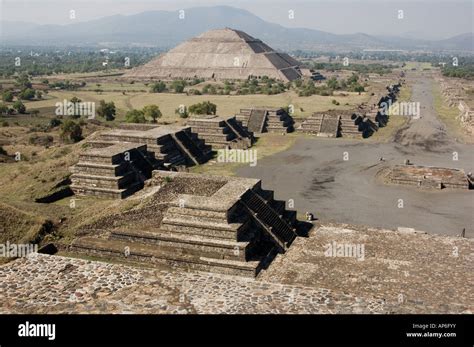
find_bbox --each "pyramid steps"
[160,216,248,241]
[247,109,267,133]
[187,116,253,151]
[67,171,301,277]
[240,189,297,251]
[69,182,143,199]
[123,28,303,82]
[70,236,261,277]
[71,143,151,199]
[109,229,251,261]
[236,107,294,134]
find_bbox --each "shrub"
[125,109,147,123]
[60,120,83,143]
[142,105,162,123]
[2,91,13,102]
[97,100,116,121]
[175,106,189,119]
[188,101,217,115]
[12,101,26,114]
[49,118,62,128]
[29,134,54,146]
[150,81,167,93]
[19,88,36,100]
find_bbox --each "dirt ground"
[237,71,474,237]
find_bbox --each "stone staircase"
[187,116,253,151]
[246,109,267,133]
[70,143,152,199]
[68,171,302,277]
[236,107,295,134]
[297,114,323,134]
[240,189,297,251]
[298,112,378,138]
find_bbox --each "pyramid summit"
[124,28,303,81]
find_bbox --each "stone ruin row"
[438,77,474,133]
[186,115,254,149]
[70,119,254,199]
[389,165,472,190]
[70,143,155,199]
[297,83,401,138]
[69,171,299,277]
[235,107,295,134]
[297,110,378,138]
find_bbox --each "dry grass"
[432,83,473,144]
[23,88,369,123]
[190,133,298,176]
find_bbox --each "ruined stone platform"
[70,143,153,199]
[68,171,301,277]
[388,165,471,190]
[297,110,377,138]
[2,221,471,314]
[235,107,295,134]
[186,115,253,150]
[89,124,212,168]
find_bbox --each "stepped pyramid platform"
[297,110,377,138]
[123,28,302,82]
[69,171,304,277]
[235,107,295,134]
[186,115,254,150]
[388,165,472,190]
[87,125,212,169]
[70,143,154,199]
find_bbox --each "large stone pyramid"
[124,28,302,81]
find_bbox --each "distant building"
[124,28,303,82]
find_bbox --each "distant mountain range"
[1,6,473,52]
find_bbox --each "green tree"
[12,100,26,114]
[171,80,186,93]
[19,88,36,100]
[354,85,365,95]
[2,91,13,102]
[188,101,217,115]
[15,73,32,89]
[150,81,167,93]
[97,100,116,121]
[60,120,83,143]
[175,106,189,118]
[125,109,147,123]
[0,103,8,115]
[327,77,339,90]
[142,105,162,123]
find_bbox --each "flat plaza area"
[237,75,474,236]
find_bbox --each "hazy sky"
[1,0,472,39]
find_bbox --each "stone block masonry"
[70,143,153,199]
[68,171,301,277]
[388,165,471,190]
[187,115,254,150]
[235,107,295,134]
[71,125,215,198]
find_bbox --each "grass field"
[20,86,370,123]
